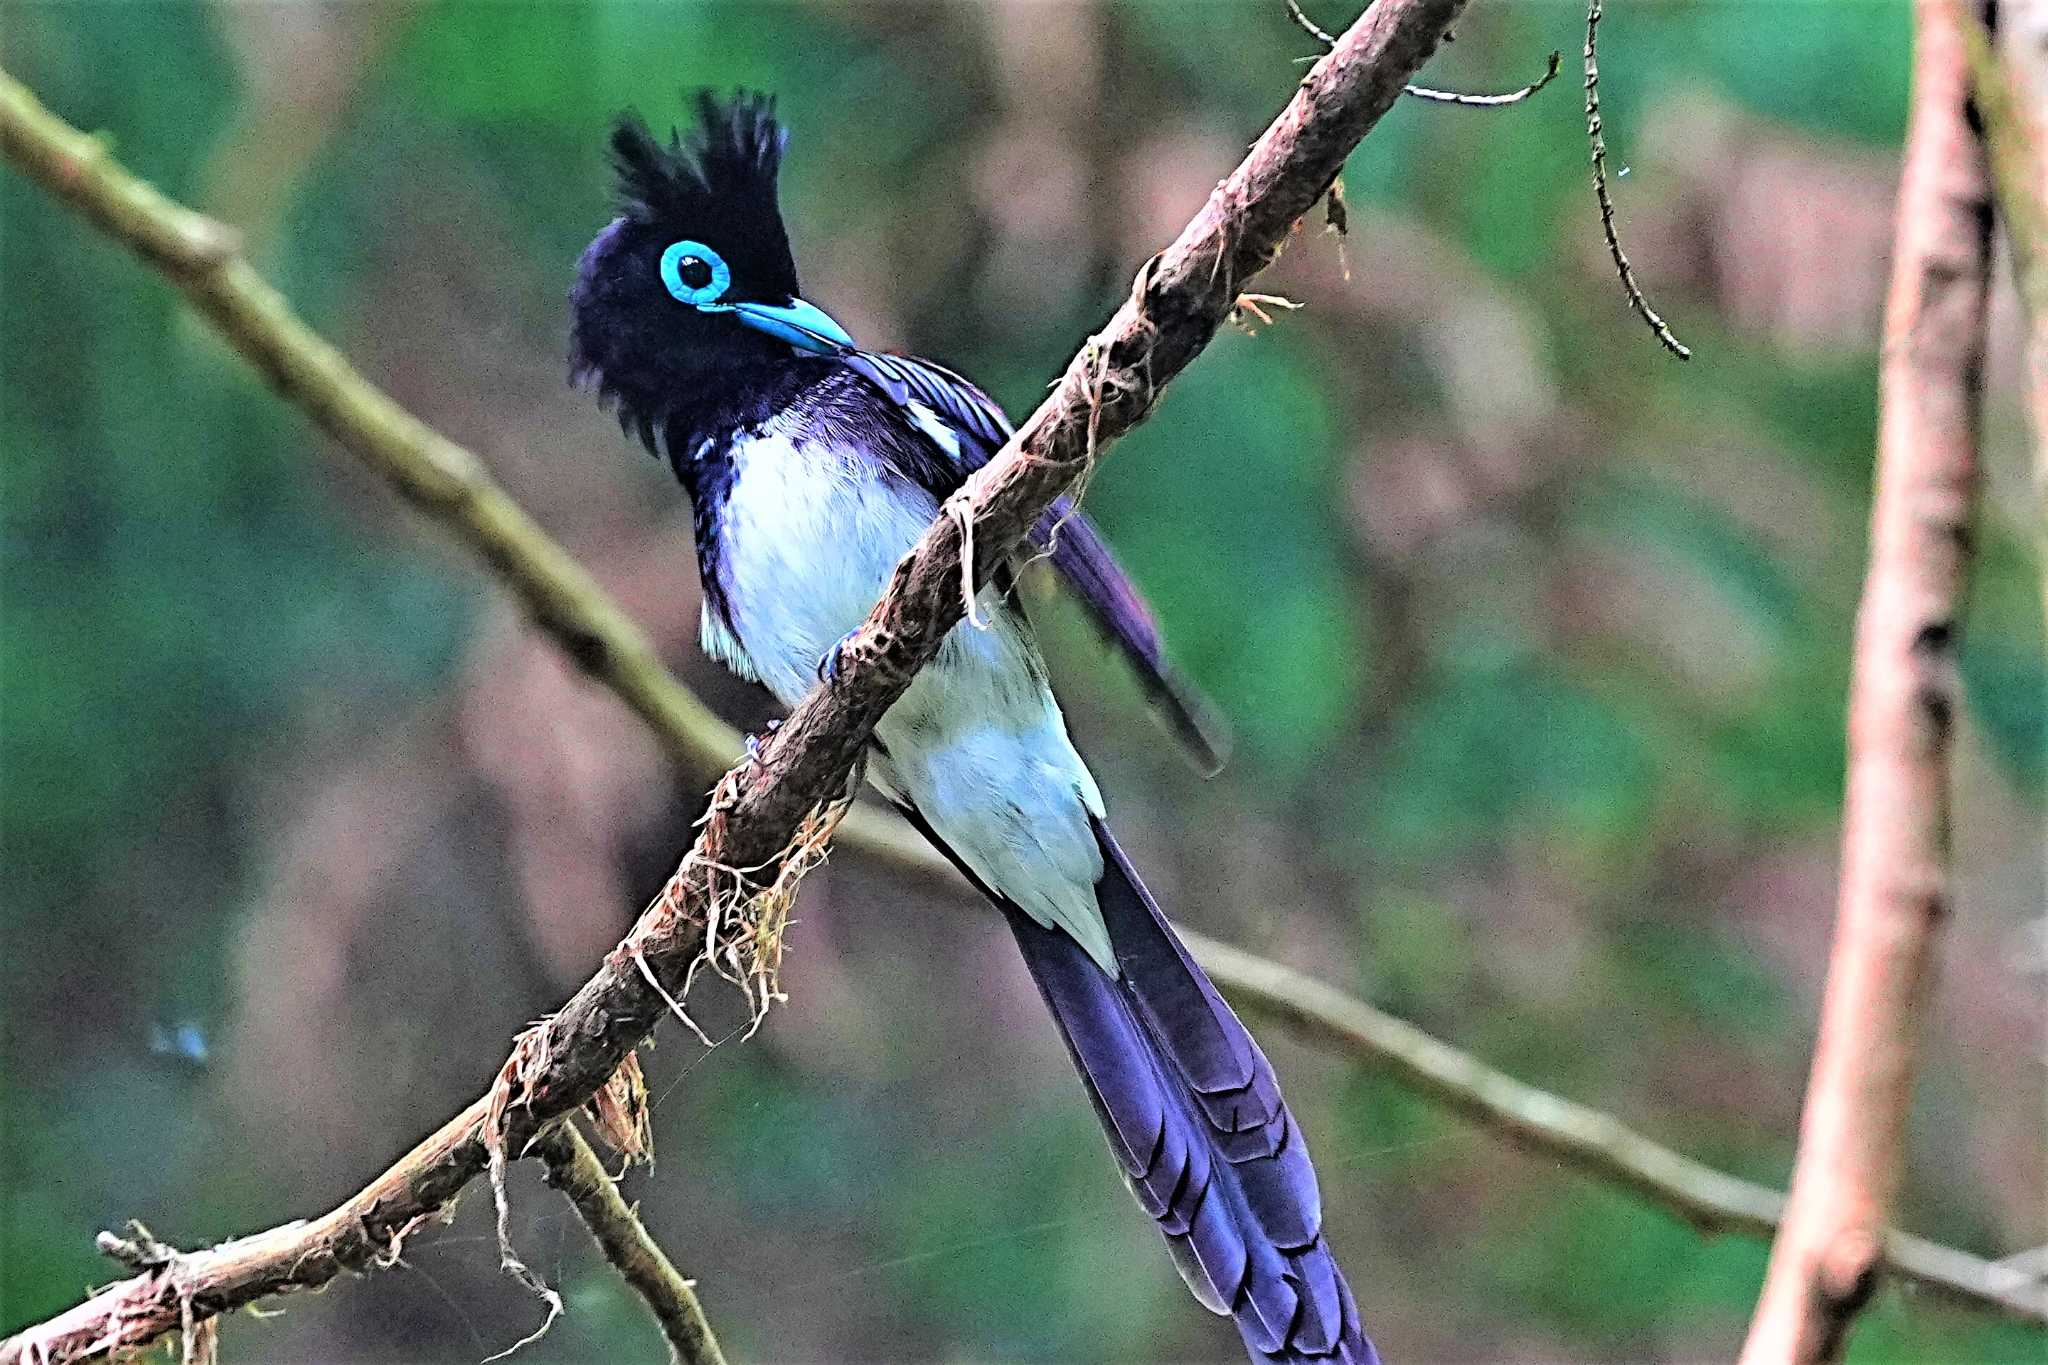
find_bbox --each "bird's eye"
[660,240,730,307]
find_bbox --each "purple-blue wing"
[845,351,1231,774]
[844,350,1012,454]
[1034,500,1230,775]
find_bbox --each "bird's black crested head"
[606,89,798,300]
[570,90,811,451]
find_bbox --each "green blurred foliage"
[1092,330,1366,771]
[3,1,2041,1362]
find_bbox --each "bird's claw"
[816,629,860,684]
[744,718,782,768]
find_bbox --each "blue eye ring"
[660,240,731,307]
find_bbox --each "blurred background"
[2,2,2042,1361]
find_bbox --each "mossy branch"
[1193,938,2048,1323]
[534,1123,727,1365]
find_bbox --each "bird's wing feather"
[1029,505,1231,775]
[842,351,1231,772]
[842,350,1011,455]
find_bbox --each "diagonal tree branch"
[0,2,1472,1359]
[1739,1,1997,1361]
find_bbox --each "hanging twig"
[1289,0,1685,356]
[1583,0,1690,359]
[1284,0,1342,46]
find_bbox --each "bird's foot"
[816,629,861,684]
[744,718,782,768]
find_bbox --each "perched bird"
[570,91,1377,1365]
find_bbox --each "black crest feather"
[609,89,787,224]
[604,89,799,301]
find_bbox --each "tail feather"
[1094,832,1312,1235]
[1004,821,1378,1364]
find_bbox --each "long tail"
[1006,820,1378,1364]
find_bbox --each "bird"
[569,91,1378,1365]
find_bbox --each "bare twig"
[1404,48,1561,107]
[1284,0,1341,46]
[1291,0,1684,354]
[1739,2,1997,1362]
[1191,937,2048,1323]
[1286,0,1561,107]
[0,3,1470,1357]
[1583,0,1690,359]
[534,1124,728,1365]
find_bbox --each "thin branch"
[1739,1,1997,1362]
[534,1123,727,1365]
[1582,0,1690,359]
[1286,1,1561,107]
[1188,936,2048,1323]
[1291,0,1686,355]
[0,2,1471,1358]
[1402,49,1560,108]
[1284,0,1342,46]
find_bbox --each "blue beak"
[725,297,855,355]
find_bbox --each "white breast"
[710,415,934,707]
[707,409,1114,970]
